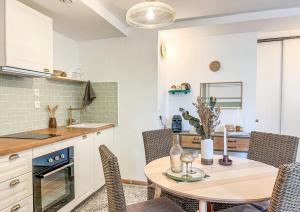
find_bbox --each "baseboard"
[122,179,148,186]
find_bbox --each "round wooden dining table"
[144,155,278,212]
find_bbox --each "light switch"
[34,101,40,109]
[34,89,40,96]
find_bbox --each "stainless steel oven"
[33,147,75,212]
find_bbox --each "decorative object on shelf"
[53,70,67,77]
[126,0,176,29]
[171,115,182,133]
[209,60,221,72]
[169,83,191,94]
[170,134,183,173]
[225,124,235,132]
[181,82,191,90]
[193,96,221,165]
[219,127,233,166]
[160,42,167,58]
[47,105,58,128]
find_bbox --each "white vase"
[201,138,214,165]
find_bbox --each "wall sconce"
[160,42,167,58]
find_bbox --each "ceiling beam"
[168,7,300,30]
[81,0,129,36]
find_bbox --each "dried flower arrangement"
[193,96,221,139]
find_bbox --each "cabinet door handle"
[43,68,50,72]
[11,204,21,212]
[192,141,201,144]
[10,179,20,188]
[9,154,19,161]
[228,140,237,143]
[97,131,101,136]
[193,137,200,141]
[228,146,237,149]
[82,135,87,139]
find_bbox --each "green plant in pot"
[180,96,221,165]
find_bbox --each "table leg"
[154,185,161,198]
[199,200,207,212]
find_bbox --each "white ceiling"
[99,0,300,21]
[18,0,126,41]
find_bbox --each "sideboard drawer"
[0,195,33,212]
[180,135,201,149]
[227,138,250,152]
[0,172,33,210]
[0,150,32,183]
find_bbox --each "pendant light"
[126,0,176,29]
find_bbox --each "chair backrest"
[99,145,126,212]
[142,129,173,165]
[248,131,299,168]
[268,163,300,212]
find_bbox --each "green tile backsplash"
[0,75,118,136]
[81,82,118,123]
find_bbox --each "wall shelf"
[48,76,87,83]
[169,90,191,94]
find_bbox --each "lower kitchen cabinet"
[0,195,33,212]
[93,128,113,190]
[74,134,94,199]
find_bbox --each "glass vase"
[170,134,183,173]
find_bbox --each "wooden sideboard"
[178,132,250,152]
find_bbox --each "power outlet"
[34,89,40,96]
[34,101,40,109]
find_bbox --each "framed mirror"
[200,82,243,109]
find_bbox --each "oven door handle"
[38,162,74,178]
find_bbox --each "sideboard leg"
[199,200,207,212]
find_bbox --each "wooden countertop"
[178,131,250,138]
[0,124,115,156]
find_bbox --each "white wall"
[53,31,80,77]
[158,31,257,132]
[79,29,158,180]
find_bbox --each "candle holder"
[219,155,232,166]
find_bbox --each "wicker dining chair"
[142,129,199,212]
[213,131,299,211]
[99,145,185,212]
[218,162,300,212]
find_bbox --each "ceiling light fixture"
[126,0,176,29]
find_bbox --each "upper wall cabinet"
[0,0,53,74]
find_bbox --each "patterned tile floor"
[73,184,147,212]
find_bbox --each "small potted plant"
[47,105,58,128]
[193,97,221,165]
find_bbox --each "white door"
[75,135,94,198]
[256,41,282,133]
[5,0,53,73]
[93,129,114,190]
[281,39,300,162]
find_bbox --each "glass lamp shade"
[126,1,176,29]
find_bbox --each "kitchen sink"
[67,123,110,129]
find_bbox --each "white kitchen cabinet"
[0,150,32,183]
[0,0,53,73]
[0,172,32,211]
[93,128,114,190]
[0,195,33,212]
[74,134,94,199]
